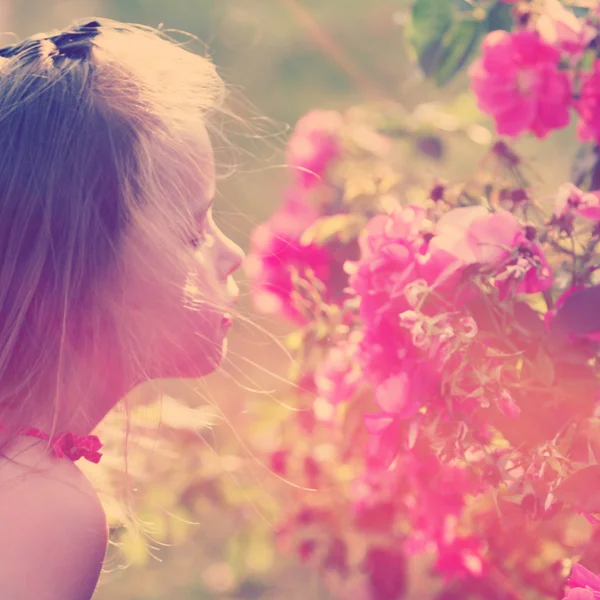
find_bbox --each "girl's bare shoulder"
[0,440,108,600]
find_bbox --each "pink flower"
[564,564,600,600]
[360,362,442,471]
[496,390,521,419]
[348,206,465,328]
[432,206,553,297]
[435,536,486,581]
[356,324,410,385]
[466,210,524,264]
[363,414,402,471]
[287,110,343,189]
[315,333,363,406]
[577,61,600,144]
[374,363,439,420]
[398,452,481,557]
[555,183,600,222]
[432,206,519,265]
[469,30,572,138]
[494,240,553,299]
[269,449,288,477]
[245,189,331,323]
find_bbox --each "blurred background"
[0,1,579,599]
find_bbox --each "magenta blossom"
[577,61,600,144]
[431,206,519,265]
[399,452,481,559]
[496,390,521,419]
[555,183,600,222]
[361,362,441,471]
[356,322,413,386]
[432,206,553,297]
[469,30,572,138]
[287,110,343,189]
[363,414,402,471]
[315,332,363,407]
[245,189,331,323]
[564,564,600,600]
[494,240,553,299]
[348,206,465,328]
[374,362,440,420]
[435,535,486,581]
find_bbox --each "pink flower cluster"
[286,110,343,189]
[577,61,600,144]
[564,564,600,600]
[315,331,363,407]
[351,443,486,581]
[433,206,552,298]
[249,2,600,596]
[245,189,332,323]
[347,206,464,329]
[349,205,547,410]
[470,30,571,138]
[470,6,600,141]
[555,184,600,223]
[246,111,347,322]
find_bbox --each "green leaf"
[486,2,513,32]
[408,0,512,86]
[408,0,454,72]
[431,18,483,86]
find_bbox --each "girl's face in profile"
[117,125,245,381]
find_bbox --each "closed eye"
[188,208,214,248]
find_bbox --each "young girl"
[0,17,244,599]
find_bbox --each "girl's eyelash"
[188,215,210,247]
[188,231,206,247]
[186,209,213,248]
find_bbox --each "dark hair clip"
[0,20,102,62]
[49,20,102,60]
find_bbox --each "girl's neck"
[30,365,135,436]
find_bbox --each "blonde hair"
[0,18,226,450]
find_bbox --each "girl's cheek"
[192,245,221,277]
[186,253,220,292]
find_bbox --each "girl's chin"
[183,342,226,379]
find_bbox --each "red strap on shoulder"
[19,428,103,464]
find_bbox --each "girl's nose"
[218,234,245,280]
